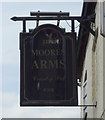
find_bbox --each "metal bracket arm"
[11,16,82,21]
[11,15,95,36]
[77,20,95,36]
[77,104,97,107]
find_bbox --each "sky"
[1,1,83,118]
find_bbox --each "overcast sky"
[1,1,83,118]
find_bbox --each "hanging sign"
[20,24,78,106]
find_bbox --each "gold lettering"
[43,39,59,45]
[48,60,58,69]
[59,60,65,68]
[43,88,54,92]
[40,60,47,69]
[38,50,43,56]
[32,49,39,56]
[44,49,50,56]
[32,60,39,69]
[49,40,53,44]
[32,60,65,69]
[32,49,64,56]
[50,49,56,56]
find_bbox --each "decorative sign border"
[20,24,78,106]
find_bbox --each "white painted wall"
[81,2,105,119]
[103,24,105,120]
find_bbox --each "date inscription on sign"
[20,24,78,106]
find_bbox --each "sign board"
[20,24,78,106]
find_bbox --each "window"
[100,1,105,37]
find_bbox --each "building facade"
[77,1,105,119]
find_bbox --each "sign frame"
[20,24,78,106]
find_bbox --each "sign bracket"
[11,11,96,106]
[11,11,95,36]
[77,104,97,107]
[60,102,97,107]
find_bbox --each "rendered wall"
[81,2,105,119]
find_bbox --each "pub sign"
[20,24,78,106]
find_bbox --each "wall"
[80,2,105,119]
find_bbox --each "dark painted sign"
[20,24,78,106]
